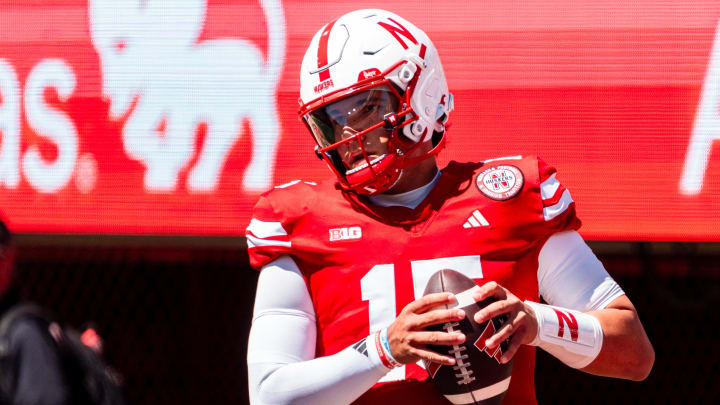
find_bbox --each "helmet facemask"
[301,61,434,195]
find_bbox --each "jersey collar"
[367,170,441,209]
[340,162,473,226]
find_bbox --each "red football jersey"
[246,156,580,405]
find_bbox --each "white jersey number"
[360,255,483,382]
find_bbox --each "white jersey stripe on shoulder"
[247,218,288,238]
[482,155,523,164]
[540,173,560,200]
[543,189,573,221]
[246,234,292,249]
[274,180,302,189]
[444,376,511,403]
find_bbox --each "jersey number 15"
[360,255,483,382]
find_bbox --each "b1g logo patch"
[476,165,524,200]
[329,226,362,242]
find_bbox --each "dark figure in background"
[0,217,71,405]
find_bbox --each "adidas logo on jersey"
[463,210,489,228]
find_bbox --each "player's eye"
[362,103,380,114]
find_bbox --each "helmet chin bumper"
[331,128,445,196]
[344,152,402,195]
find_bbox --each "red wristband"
[374,330,393,369]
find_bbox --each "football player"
[246,9,654,405]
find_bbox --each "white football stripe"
[468,216,481,227]
[472,210,489,226]
[246,234,291,249]
[540,173,560,200]
[247,218,288,238]
[444,376,512,404]
[543,189,573,221]
[448,286,481,309]
[411,256,483,302]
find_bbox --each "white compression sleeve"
[247,255,390,405]
[537,230,625,312]
[530,230,625,368]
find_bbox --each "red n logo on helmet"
[377,18,418,50]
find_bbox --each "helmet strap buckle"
[398,62,418,85]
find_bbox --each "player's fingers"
[471,281,507,302]
[408,347,456,366]
[404,292,455,314]
[484,318,516,349]
[413,308,465,328]
[498,328,525,364]
[408,330,466,346]
[474,299,517,324]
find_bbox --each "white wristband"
[524,301,604,369]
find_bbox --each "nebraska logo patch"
[476,165,524,200]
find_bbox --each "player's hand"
[387,292,466,366]
[472,281,538,364]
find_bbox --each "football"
[422,269,513,405]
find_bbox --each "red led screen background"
[1,0,720,241]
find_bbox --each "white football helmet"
[298,9,454,195]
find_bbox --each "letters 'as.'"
[0,59,79,193]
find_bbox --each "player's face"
[306,88,400,173]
